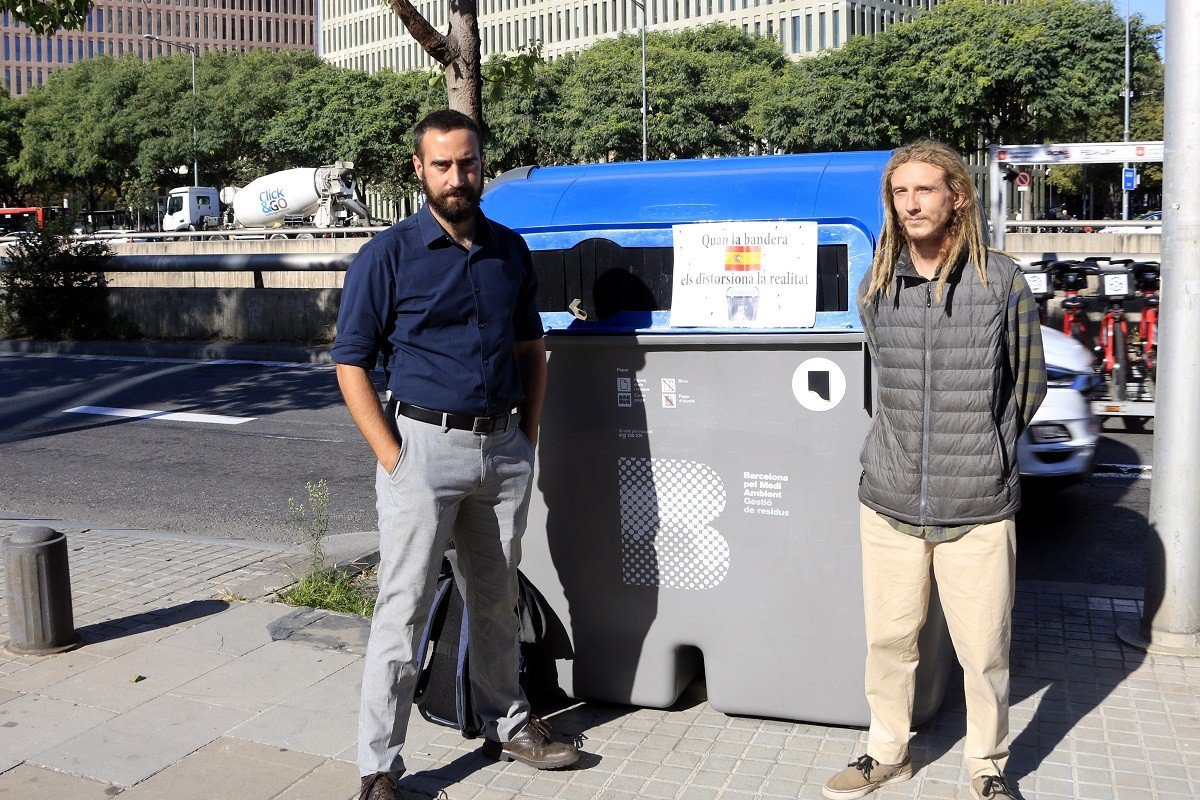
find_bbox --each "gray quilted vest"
[858,249,1023,527]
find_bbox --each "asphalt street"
[0,352,378,544]
[0,352,1156,586]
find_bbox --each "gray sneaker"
[822,754,913,799]
[972,774,1019,799]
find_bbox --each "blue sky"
[1125,0,1164,26]
[1119,0,1166,55]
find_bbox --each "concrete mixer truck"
[160,162,375,236]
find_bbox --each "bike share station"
[482,154,953,726]
[988,141,1164,425]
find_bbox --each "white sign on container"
[669,221,818,329]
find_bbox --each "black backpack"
[413,552,569,738]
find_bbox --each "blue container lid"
[483,151,890,241]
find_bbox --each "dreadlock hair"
[865,139,990,303]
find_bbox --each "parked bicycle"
[1086,257,1134,402]
[1130,261,1161,396]
[1019,259,1055,323]
[1047,259,1095,347]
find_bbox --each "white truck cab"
[162,186,221,231]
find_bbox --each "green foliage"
[282,477,374,616]
[263,65,437,203]
[0,0,92,36]
[15,56,143,208]
[5,1,1165,216]
[0,221,114,339]
[282,568,375,617]
[752,0,1160,155]
[0,94,26,205]
[484,51,574,175]
[553,25,786,162]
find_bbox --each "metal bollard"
[4,526,79,655]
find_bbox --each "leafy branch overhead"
[382,0,483,123]
[0,0,93,35]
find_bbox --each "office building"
[2,0,317,97]
[321,0,941,75]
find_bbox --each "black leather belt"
[393,401,514,435]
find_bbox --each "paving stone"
[0,650,108,694]
[38,642,231,712]
[31,693,254,786]
[158,601,297,656]
[0,694,114,773]
[0,762,119,799]
[266,757,358,800]
[116,737,326,799]
[227,662,360,756]
[172,640,356,711]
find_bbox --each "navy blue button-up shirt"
[332,205,543,416]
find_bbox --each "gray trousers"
[357,410,534,777]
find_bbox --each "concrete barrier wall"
[100,233,1162,341]
[108,288,342,342]
[1005,232,1161,259]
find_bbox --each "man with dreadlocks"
[822,141,1045,800]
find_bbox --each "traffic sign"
[1123,167,1138,191]
[1015,171,1031,187]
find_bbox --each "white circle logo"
[791,358,846,412]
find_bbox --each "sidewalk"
[0,517,1196,800]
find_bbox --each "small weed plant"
[281,479,375,616]
[285,569,375,617]
[288,478,331,575]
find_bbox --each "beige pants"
[860,503,1016,780]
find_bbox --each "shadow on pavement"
[1017,435,1149,586]
[396,683,704,796]
[895,443,1153,797]
[76,598,230,645]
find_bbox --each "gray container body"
[524,333,952,725]
[4,526,79,655]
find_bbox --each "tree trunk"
[388,0,484,129]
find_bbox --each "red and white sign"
[993,141,1163,165]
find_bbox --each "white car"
[1018,326,1101,484]
[1098,210,1162,235]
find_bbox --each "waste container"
[482,153,952,726]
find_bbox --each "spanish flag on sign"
[725,245,762,271]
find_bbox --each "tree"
[263,64,435,204]
[385,0,483,123]
[753,0,1152,155]
[129,49,325,198]
[14,55,143,213]
[553,25,786,162]
[483,50,574,174]
[1046,17,1164,216]
[0,0,91,35]
[0,93,27,205]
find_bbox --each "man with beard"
[333,110,580,800]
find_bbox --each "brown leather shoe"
[481,716,580,769]
[359,772,400,800]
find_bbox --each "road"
[0,352,1156,586]
[0,352,377,544]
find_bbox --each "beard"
[422,177,481,224]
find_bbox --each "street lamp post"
[143,34,200,187]
[1122,0,1131,220]
[630,0,648,160]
